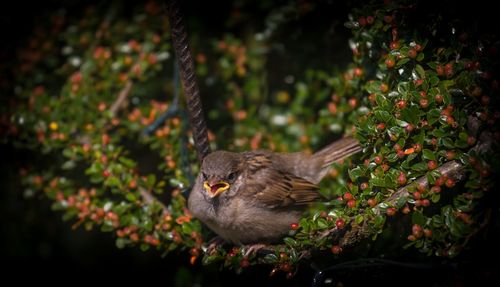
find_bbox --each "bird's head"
[200,151,242,198]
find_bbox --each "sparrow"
[188,136,361,245]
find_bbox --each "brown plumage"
[188,136,361,244]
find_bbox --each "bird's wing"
[243,153,325,208]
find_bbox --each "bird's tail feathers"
[312,136,361,168]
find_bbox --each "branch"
[340,160,465,247]
[109,80,133,117]
[139,187,169,214]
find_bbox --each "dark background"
[1,0,500,285]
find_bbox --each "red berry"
[446,150,456,160]
[358,17,367,26]
[407,235,417,241]
[336,218,346,229]
[380,83,389,93]
[102,133,110,145]
[390,41,400,50]
[408,49,417,58]
[436,65,444,76]
[405,124,415,133]
[103,170,111,177]
[331,245,342,254]
[402,205,411,214]
[445,178,455,188]
[290,223,299,230]
[381,163,390,172]
[434,94,443,103]
[354,67,364,77]
[412,224,423,237]
[348,98,358,109]
[415,44,423,52]
[467,136,476,146]
[413,191,422,199]
[413,143,422,153]
[397,172,407,185]
[414,79,424,86]
[240,259,250,268]
[130,233,139,242]
[386,58,395,68]
[396,100,407,109]
[343,193,353,200]
[427,161,437,170]
[397,150,405,158]
[374,156,383,164]
[422,199,430,207]
[430,186,441,193]
[419,91,427,97]
[394,143,402,151]
[367,198,377,207]
[360,182,369,190]
[347,200,356,208]
[377,123,386,130]
[384,15,393,23]
[366,16,374,24]
[423,229,433,238]
[435,176,445,186]
[386,207,397,216]
[420,98,429,108]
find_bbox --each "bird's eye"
[227,172,236,181]
[201,172,208,180]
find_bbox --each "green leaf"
[61,160,76,170]
[355,215,364,224]
[431,193,441,203]
[317,218,329,229]
[396,196,407,208]
[370,177,387,187]
[422,149,436,161]
[140,244,150,252]
[105,176,121,187]
[263,253,278,264]
[441,137,454,148]
[116,238,129,249]
[411,162,428,172]
[348,166,364,182]
[147,174,156,187]
[416,52,424,61]
[412,211,426,226]
[415,64,426,78]
[62,148,74,158]
[126,193,137,202]
[119,157,136,168]
[374,215,385,228]
[396,58,410,68]
[427,109,441,125]
[374,110,392,123]
[283,237,297,247]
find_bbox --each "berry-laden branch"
[339,160,465,247]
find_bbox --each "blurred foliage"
[1,0,499,280]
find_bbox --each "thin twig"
[109,80,133,117]
[139,187,169,214]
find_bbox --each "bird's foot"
[243,243,271,258]
[205,236,226,255]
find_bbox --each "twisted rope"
[166,0,210,163]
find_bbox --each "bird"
[187,136,361,246]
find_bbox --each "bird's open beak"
[203,181,230,197]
